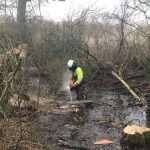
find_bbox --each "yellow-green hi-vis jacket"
[72,67,83,86]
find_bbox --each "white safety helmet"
[68,60,75,69]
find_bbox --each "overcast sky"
[41,0,121,21]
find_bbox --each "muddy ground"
[33,92,147,150]
[26,71,149,150]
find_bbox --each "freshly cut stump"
[121,125,150,150]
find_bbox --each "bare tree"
[17,0,66,42]
[17,0,30,42]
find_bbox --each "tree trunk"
[119,18,125,53]
[148,35,150,52]
[17,0,28,42]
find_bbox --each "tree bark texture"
[17,0,28,42]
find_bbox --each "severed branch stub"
[112,71,142,103]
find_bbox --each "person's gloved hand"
[69,80,75,89]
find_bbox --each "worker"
[67,60,84,100]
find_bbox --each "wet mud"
[36,90,147,150]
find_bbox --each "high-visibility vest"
[72,67,83,86]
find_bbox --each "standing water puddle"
[36,91,147,150]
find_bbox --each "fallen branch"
[112,71,141,102]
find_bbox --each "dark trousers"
[71,84,84,100]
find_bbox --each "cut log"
[37,100,93,115]
[67,100,93,105]
[121,125,150,150]
[55,100,93,107]
[52,108,79,114]
[38,108,79,114]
